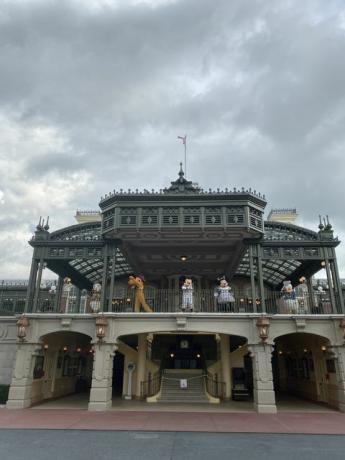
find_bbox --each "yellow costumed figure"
[128,274,153,313]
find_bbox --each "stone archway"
[273,332,338,411]
[7,330,93,409]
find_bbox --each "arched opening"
[273,333,338,411]
[32,331,93,408]
[114,331,254,409]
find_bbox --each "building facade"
[2,166,345,413]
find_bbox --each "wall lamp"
[96,315,108,342]
[256,316,270,342]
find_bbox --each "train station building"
[1,165,345,413]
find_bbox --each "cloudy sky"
[1,0,345,279]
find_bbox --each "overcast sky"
[1,0,345,280]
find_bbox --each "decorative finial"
[318,215,324,230]
[44,216,50,231]
[36,216,42,231]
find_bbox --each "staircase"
[159,369,209,403]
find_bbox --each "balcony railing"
[108,289,342,315]
[1,289,342,315]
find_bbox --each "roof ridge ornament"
[165,163,200,194]
[318,214,334,240]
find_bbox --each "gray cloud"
[1,0,345,278]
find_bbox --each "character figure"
[295,276,309,313]
[214,277,235,312]
[279,280,298,313]
[181,278,193,312]
[128,275,153,313]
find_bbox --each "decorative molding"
[176,316,187,330]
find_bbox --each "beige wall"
[0,318,19,385]
[3,313,345,410]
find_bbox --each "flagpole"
[177,134,187,176]
[184,135,187,177]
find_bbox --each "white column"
[7,343,41,409]
[220,334,231,399]
[249,344,277,413]
[136,334,147,398]
[88,343,116,411]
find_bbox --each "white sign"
[180,379,188,389]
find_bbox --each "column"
[25,257,39,313]
[108,249,116,311]
[75,287,81,313]
[256,246,266,312]
[220,334,231,399]
[324,259,337,314]
[33,258,44,312]
[136,334,147,399]
[7,343,41,409]
[330,259,344,314]
[88,343,116,411]
[100,245,109,312]
[249,344,277,413]
[55,276,63,312]
[330,346,345,412]
[249,246,257,313]
[307,276,315,313]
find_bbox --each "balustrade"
[0,288,341,315]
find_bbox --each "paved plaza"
[0,406,345,434]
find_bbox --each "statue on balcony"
[128,275,153,313]
[214,277,235,312]
[295,276,309,313]
[181,277,194,312]
[279,280,298,313]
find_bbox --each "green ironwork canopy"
[29,217,338,289]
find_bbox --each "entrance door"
[112,352,125,396]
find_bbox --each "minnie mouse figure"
[214,276,235,312]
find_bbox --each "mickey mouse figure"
[214,276,235,312]
[280,280,298,313]
[181,277,194,312]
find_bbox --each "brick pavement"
[0,408,345,434]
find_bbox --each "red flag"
[178,135,186,145]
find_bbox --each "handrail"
[204,372,226,399]
[140,371,162,399]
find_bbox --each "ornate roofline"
[99,165,266,207]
